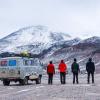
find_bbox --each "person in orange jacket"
[47,61,55,85]
[58,60,67,84]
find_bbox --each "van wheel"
[19,77,28,85]
[36,76,41,84]
[3,79,10,86]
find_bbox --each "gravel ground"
[0,74,100,100]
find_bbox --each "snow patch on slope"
[0,25,73,53]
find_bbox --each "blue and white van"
[0,57,43,86]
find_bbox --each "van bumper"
[0,77,20,81]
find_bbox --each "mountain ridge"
[0,25,73,53]
[0,26,100,72]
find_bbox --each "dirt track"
[0,74,100,100]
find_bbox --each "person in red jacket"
[47,61,55,84]
[58,60,67,84]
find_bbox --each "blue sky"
[0,0,100,39]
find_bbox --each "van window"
[30,60,34,65]
[9,60,16,66]
[0,60,7,66]
[30,60,38,66]
[24,60,29,66]
[23,60,39,66]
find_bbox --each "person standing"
[58,60,67,84]
[47,61,55,85]
[71,58,80,84]
[86,58,95,84]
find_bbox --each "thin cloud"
[0,0,100,39]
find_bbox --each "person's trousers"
[87,72,94,83]
[73,72,78,84]
[48,73,53,84]
[60,72,66,84]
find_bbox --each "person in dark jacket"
[86,58,95,84]
[58,60,67,84]
[47,61,55,84]
[71,58,80,84]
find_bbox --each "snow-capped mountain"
[0,25,100,73]
[40,36,100,73]
[80,36,100,44]
[0,25,72,53]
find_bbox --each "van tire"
[3,79,10,86]
[39,75,42,83]
[36,76,41,84]
[19,77,28,85]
